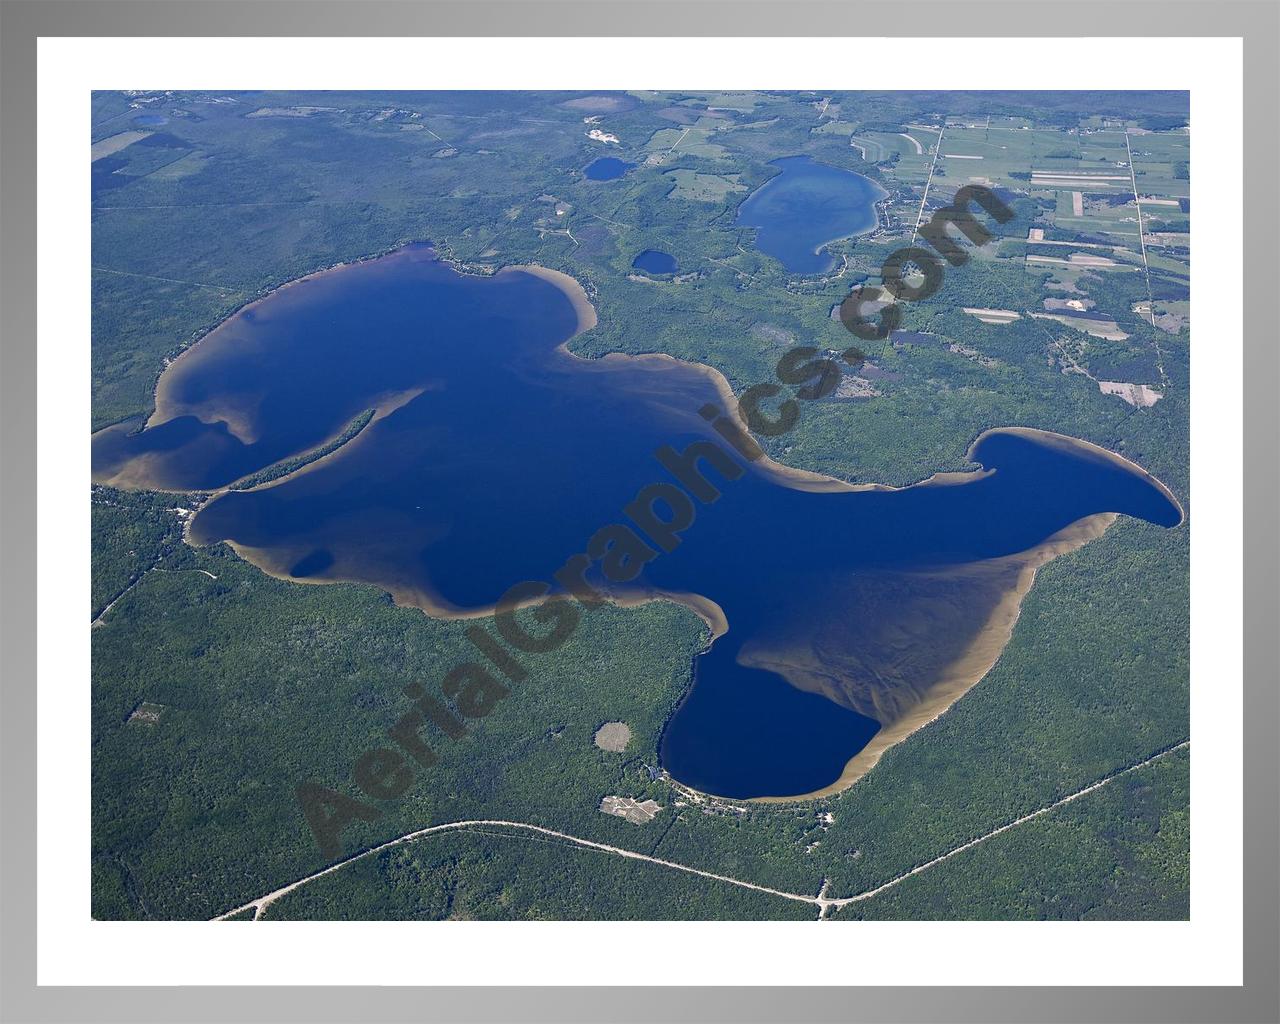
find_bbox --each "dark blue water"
[133,113,168,127]
[92,245,1182,798]
[632,249,678,275]
[583,157,634,181]
[735,155,887,274]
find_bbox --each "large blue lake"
[93,246,1182,799]
[735,155,887,274]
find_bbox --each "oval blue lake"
[735,155,887,275]
[133,113,169,127]
[583,157,634,181]
[92,245,1182,800]
[632,249,678,275]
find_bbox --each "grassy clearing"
[91,130,149,162]
[662,168,746,202]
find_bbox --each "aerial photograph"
[89,89,1190,922]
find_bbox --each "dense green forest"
[837,747,1190,920]
[90,89,1189,921]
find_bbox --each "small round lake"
[583,157,634,181]
[735,155,887,274]
[631,249,678,275]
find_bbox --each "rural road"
[212,740,1189,921]
[910,124,945,243]
[92,565,218,627]
[1123,129,1169,385]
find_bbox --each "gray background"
[1,1,1276,1021]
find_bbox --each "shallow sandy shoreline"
[503,263,598,335]
[748,512,1120,804]
[144,247,418,444]
[993,425,1185,525]
[218,540,730,649]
